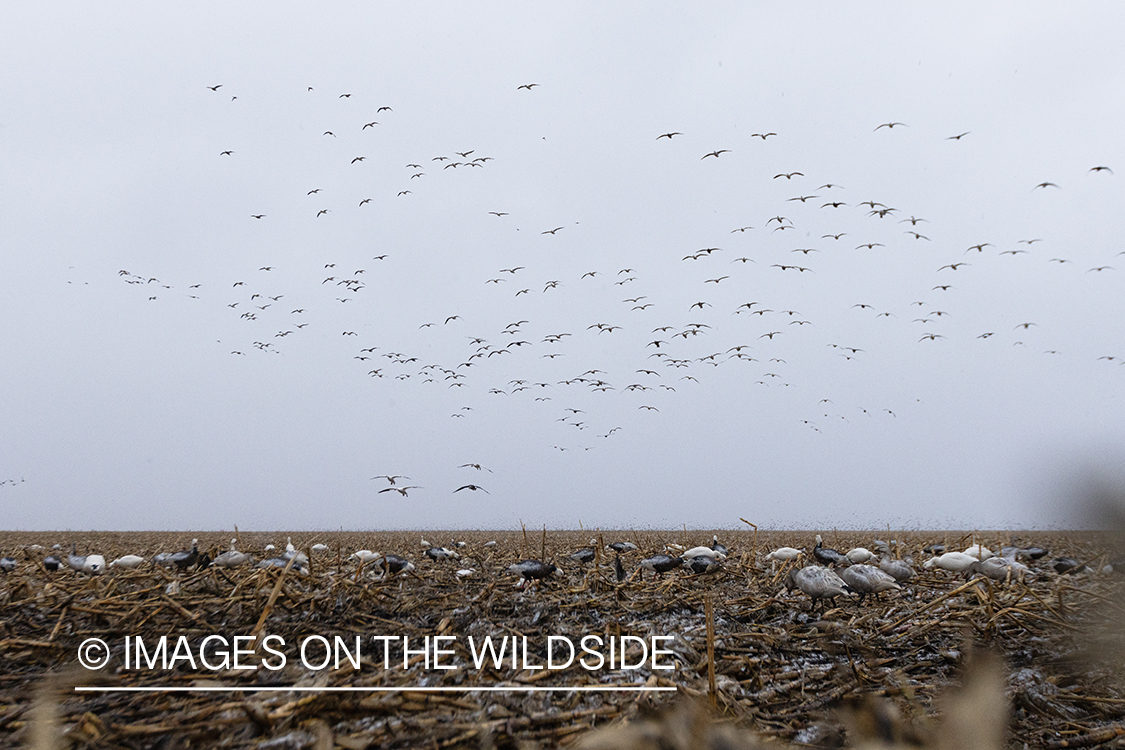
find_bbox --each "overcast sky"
[2,3,1124,531]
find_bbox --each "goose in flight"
[517,83,539,90]
[379,486,422,496]
[656,132,682,139]
[874,122,907,130]
[454,484,489,493]
[701,150,730,159]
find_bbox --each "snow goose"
[845,547,876,564]
[970,557,1014,582]
[352,550,382,565]
[878,556,915,582]
[682,546,726,561]
[569,548,596,564]
[67,544,106,575]
[766,546,802,562]
[212,539,249,568]
[709,535,729,556]
[168,539,200,570]
[813,535,849,567]
[785,565,851,609]
[840,564,901,603]
[0,557,16,573]
[380,554,414,575]
[639,554,683,576]
[425,547,460,561]
[110,554,146,569]
[962,544,994,561]
[923,551,978,573]
[683,555,722,575]
[510,559,558,582]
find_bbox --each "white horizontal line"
[74,685,677,693]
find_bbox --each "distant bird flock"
[59,77,1118,504]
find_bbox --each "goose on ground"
[282,548,308,567]
[1020,546,1049,560]
[709,535,729,556]
[264,543,276,552]
[109,554,146,569]
[425,547,460,561]
[923,551,978,572]
[352,550,382,565]
[845,547,876,564]
[969,557,1023,582]
[311,543,329,552]
[785,565,852,609]
[922,543,946,555]
[0,557,16,573]
[614,554,626,581]
[878,556,915,582]
[766,547,802,562]
[483,540,498,547]
[640,554,683,576]
[67,543,87,572]
[212,539,249,568]
[682,546,726,561]
[1051,557,1086,574]
[840,564,901,603]
[813,535,849,567]
[256,556,307,574]
[510,559,558,581]
[962,544,994,561]
[684,555,722,575]
[569,548,596,564]
[43,555,61,571]
[67,543,105,574]
[168,539,200,570]
[380,554,414,575]
[456,568,474,577]
[607,541,638,553]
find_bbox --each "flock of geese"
[4,533,1110,609]
[100,79,1124,504]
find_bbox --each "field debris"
[1,529,1124,748]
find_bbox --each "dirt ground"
[1,528,1123,749]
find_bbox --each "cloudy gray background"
[2,3,1123,530]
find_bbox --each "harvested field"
[1,529,1124,749]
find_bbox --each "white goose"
[212,539,250,568]
[109,554,146,569]
[923,551,978,573]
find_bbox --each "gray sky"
[3,3,1124,530]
